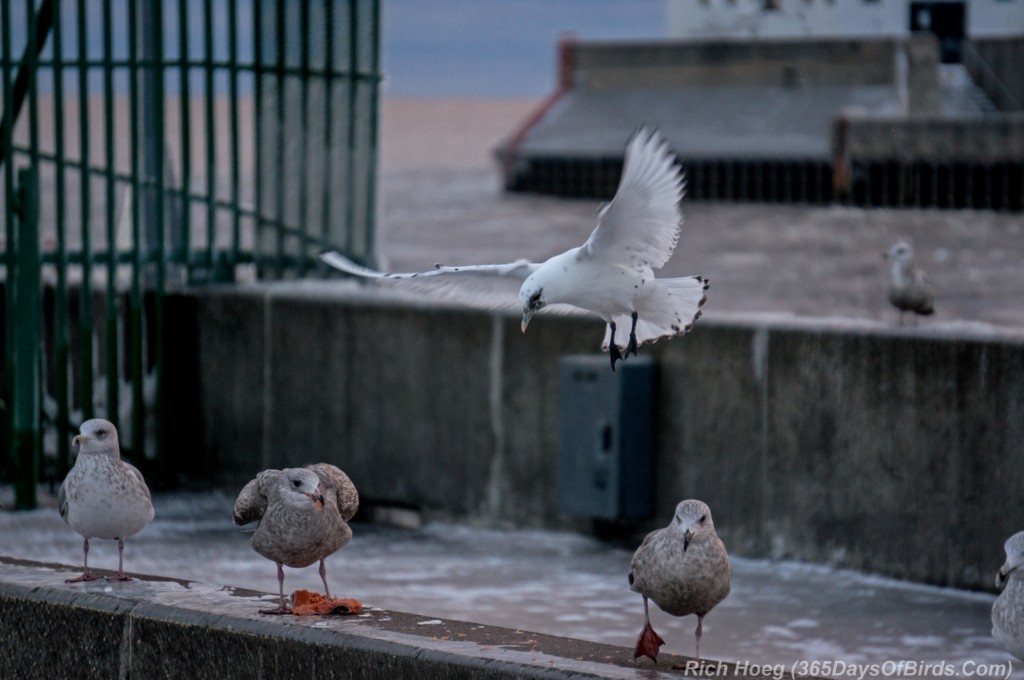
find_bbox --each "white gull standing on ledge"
[992,531,1024,661]
[628,499,731,664]
[320,127,708,371]
[58,419,154,582]
[885,241,934,325]
[233,463,359,614]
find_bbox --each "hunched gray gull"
[885,241,934,325]
[629,499,731,663]
[233,463,359,614]
[993,531,1024,661]
[58,419,154,582]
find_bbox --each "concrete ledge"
[0,556,814,680]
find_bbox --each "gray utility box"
[557,354,655,520]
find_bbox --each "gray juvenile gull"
[629,499,731,664]
[58,419,154,582]
[992,531,1024,661]
[233,463,359,614]
[320,127,708,371]
[885,241,934,325]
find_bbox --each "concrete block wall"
[838,113,1024,161]
[570,38,898,91]
[4,558,747,680]
[165,284,1024,590]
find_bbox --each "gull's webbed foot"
[65,572,102,583]
[633,620,666,662]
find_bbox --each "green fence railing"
[1,0,381,509]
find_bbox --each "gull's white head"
[519,276,546,333]
[885,241,915,267]
[996,531,1024,588]
[280,468,325,508]
[73,419,120,456]
[671,499,716,551]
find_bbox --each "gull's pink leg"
[260,562,292,615]
[66,537,102,583]
[633,596,666,662]
[319,559,332,598]
[109,538,133,581]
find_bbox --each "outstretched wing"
[307,463,360,522]
[581,127,685,271]
[232,472,273,526]
[320,251,539,281]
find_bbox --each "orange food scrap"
[290,589,362,616]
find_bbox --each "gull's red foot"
[108,571,133,582]
[65,572,103,583]
[633,620,666,662]
[259,606,293,615]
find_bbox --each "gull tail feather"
[601,276,709,351]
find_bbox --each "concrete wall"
[969,37,1024,111]
[570,38,898,91]
[836,113,1024,161]
[166,284,1024,591]
[3,557,741,680]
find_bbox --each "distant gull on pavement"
[58,419,154,582]
[992,531,1024,661]
[321,127,708,371]
[233,463,359,614]
[885,241,934,325]
[628,499,731,664]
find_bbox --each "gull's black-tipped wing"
[320,251,539,281]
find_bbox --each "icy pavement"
[0,491,1013,677]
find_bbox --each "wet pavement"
[0,491,1014,677]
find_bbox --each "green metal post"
[296,0,309,276]
[203,0,216,274]
[367,0,381,262]
[228,0,241,273]
[274,0,285,278]
[178,0,192,274]
[2,0,14,461]
[12,167,41,510]
[128,0,145,461]
[153,1,167,482]
[344,0,357,257]
[103,0,119,432]
[317,0,334,274]
[52,0,71,477]
[77,0,95,423]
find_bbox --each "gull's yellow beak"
[521,309,535,333]
[73,434,86,445]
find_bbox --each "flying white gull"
[58,419,154,582]
[321,127,708,370]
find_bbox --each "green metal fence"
[1,0,381,509]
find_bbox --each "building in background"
[496,1,1024,211]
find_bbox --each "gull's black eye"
[292,479,301,487]
[529,290,542,307]
[699,514,707,523]
[96,430,107,438]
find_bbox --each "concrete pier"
[0,556,816,680]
